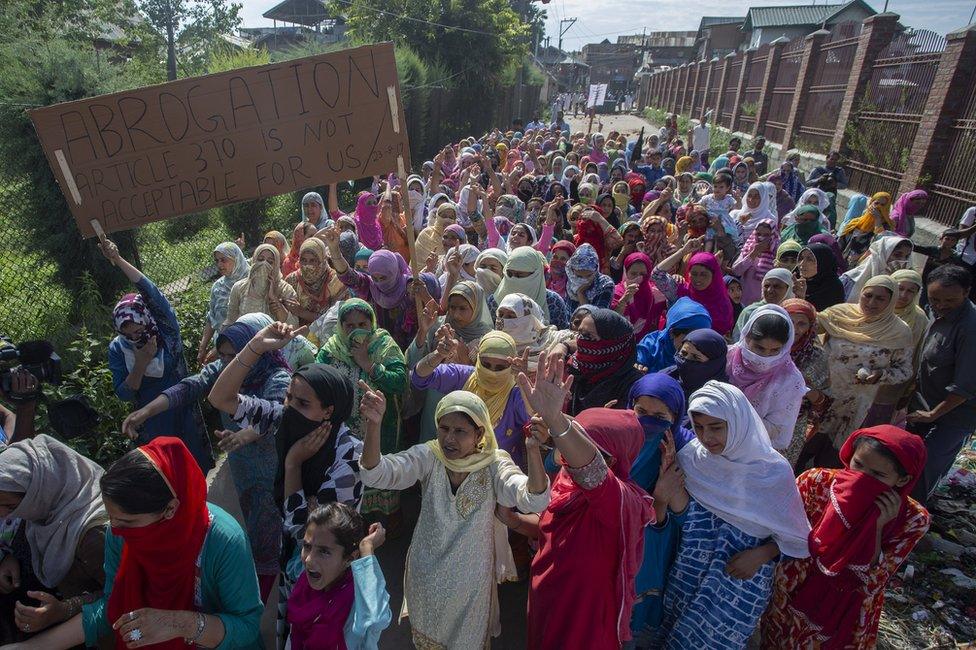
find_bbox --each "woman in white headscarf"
[841,234,913,302]
[733,267,795,337]
[653,381,810,650]
[780,188,832,231]
[224,244,298,327]
[198,241,249,364]
[729,181,778,240]
[474,248,508,295]
[0,435,108,635]
[495,293,573,372]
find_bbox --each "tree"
[139,0,242,80]
[334,0,529,135]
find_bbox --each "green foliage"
[334,0,529,136]
[138,0,243,79]
[45,326,132,466]
[0,38,146,313]
[740,101,758,117]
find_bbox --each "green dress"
[316,299,408,515]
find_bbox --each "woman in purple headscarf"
[353,191,385,250]
[323,229,439,349]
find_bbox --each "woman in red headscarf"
[625,172,647,211]
[572,205,622,274]
[762,426,929,649]
[521,350,656,650]
[612,251,667,339]
[16,438,263,649]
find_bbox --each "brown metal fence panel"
[847,28,947,197]
[766,38,804,144]
[796,31,858,153]
[703,62,720,119]
[737,45,770,134]
[721,58,742,128]
[927,80,976,225]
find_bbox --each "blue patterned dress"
[652,499,776,649]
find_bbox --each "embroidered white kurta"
[361,444,549,649]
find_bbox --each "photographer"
[98,237,213,474]
[0,370,38,445]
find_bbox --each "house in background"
[618,31,698,68]
[741,0,876,48]
[581,40,641,94]
[694,16,746,60]
[242,0,347,54]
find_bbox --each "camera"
[0,337,62,398]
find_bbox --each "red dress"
[527,409,654,650]
[761,468,930,649]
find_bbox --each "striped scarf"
[570,334,636,383]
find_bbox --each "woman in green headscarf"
[781,204,829,246]
[316,298,407,516]
[775,239,803,271]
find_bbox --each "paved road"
[566,112,660,138]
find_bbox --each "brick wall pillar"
[898,24,976,194]
[830,12,902,152]
[754,37,788,139]
[729,47,755,132]
[699,57,719,120]
[688,61,703,118]
[714,52,736,128]
[781,29,830,153]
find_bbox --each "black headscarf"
[802,243,846,311]
[274,364,355,505]
[569,308,642,415]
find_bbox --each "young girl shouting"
[287,503,392,650]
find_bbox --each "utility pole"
[558,17,576,53]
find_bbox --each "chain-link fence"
[0,179,353,347]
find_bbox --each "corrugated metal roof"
[743,3,845,30]
[700,16,746,29]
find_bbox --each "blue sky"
[239,0,975,51]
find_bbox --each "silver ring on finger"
[129,628,143,641]
[23,623,30,632]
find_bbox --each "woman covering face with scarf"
[495,292,573,374]
[568,307,643,415]
[763,426,929,650]
[414,201,458,266]
[474,248,508,295]
[663,328,728,408]
[284,238,344,326]
[732,219,780,306]
[545,240,576,299]
[490,247,569,330]
[565,243,615,311]
[612,251,666,340]
[101,236,214,474]
[225,244,299,328]
[625,373,696,642]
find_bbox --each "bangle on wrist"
[185,612,206,645]
[551,420,573,439]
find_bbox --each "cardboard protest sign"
[29,42,410,238]
[586,83,607,109]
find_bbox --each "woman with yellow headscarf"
[359,388,549,649]
[863,268,932,427]
[802,275,913,466]
[842,192,895,236]
[412,329,535,468]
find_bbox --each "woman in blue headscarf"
[636,297,712,373]
[836,193,868,235]
[627,373,695,645]
[120,312,290,603]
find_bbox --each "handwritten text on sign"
[29,42,409,237]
